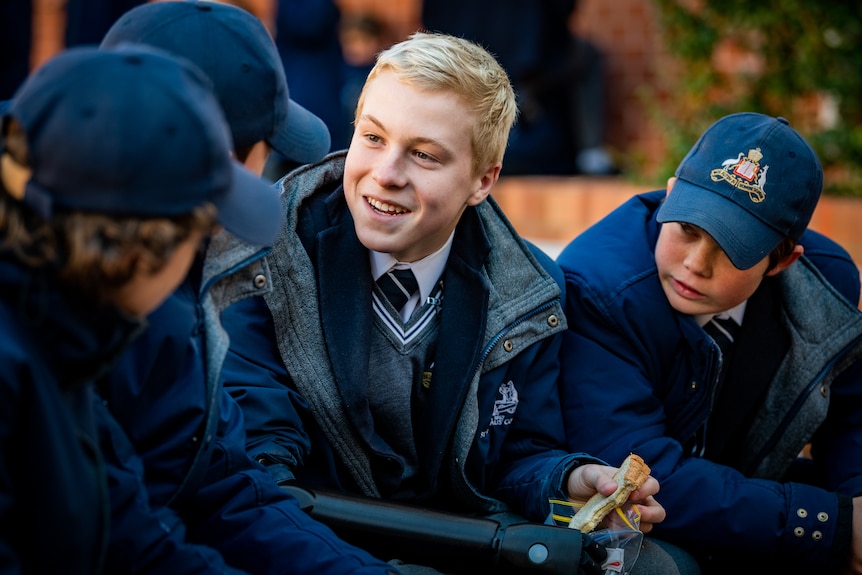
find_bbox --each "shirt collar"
[370,231,454,302]
[693,300,748,328]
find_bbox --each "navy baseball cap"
[657,112,822,270]
[2,44,282,246]
[101,0,330,163]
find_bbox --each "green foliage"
[652,0,862,196]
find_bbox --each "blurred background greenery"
[651,0,862,196]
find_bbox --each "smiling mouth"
[366,196,409,215]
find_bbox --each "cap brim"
[268,98,332,164]
[656,178,783,270]
[215,163,283,246]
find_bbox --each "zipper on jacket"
[691,340,722,458]
[456,299,561,508]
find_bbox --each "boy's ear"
[765,244,804,277]
[1,153,30,200]
[466,162,501,206]
[1,118,31,200]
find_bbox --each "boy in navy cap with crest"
[557,112,862,574]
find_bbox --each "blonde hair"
[355,31,517,176]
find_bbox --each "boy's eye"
[412,148,441,164]
[680,223,697,234]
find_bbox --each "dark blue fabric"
[100,273,210,508]
[263,0,351,181]
[556,189,862,569]
[274,0,350,150]
[0,0,32,100]
[0,255,131,574]
[65,0,145,46]
[95,398,243,574]
[100,256,400,574]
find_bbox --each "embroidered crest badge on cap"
[657,113,823,270]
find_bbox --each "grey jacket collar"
[740,256,862,478]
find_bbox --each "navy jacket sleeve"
[95,397,248,574]
[99,387,399,575]
[220,295,311,484]
[488,241,604,521]
[177,391,401,575]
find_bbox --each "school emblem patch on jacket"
[489,380,519,427]
[711,147,768,203]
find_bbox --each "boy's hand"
[566,464,666,533]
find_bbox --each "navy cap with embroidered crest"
[101,0,330,164]
[2,44,283,246]
[657,112,822,270]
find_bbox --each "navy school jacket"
[557,190,862,569]
[0,256,116,574]
[97,236,401,574]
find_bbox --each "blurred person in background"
[421,0,616,176]
[263,0,352,182]
[0,0,32,99]
[339,12,389,146]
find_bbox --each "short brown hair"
[0,193,216,305]
[767,237,797,272]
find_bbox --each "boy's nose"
[684,242,714,277]
[372,152,408,188]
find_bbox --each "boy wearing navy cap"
[76,3,401,574]
[0,44,281,574]
[101,0,331,170]
[557,112,862,574]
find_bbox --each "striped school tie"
[376,267,418,313]
[704,315,739,355]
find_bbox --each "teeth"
[367,196,407,215]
